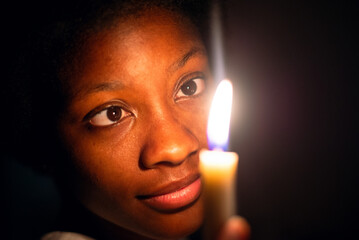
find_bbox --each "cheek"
[65,131,149,228]
[178,98,210,147]
[60,124,141,205]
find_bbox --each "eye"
[89,105,131,127]
[176,78,206,99]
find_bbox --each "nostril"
[139,124,200,169]
[188,148,199,159]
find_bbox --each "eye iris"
[181,80,197,96]
[107,106,122,122]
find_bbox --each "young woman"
[10,0,249,239]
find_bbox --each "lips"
[137,175,202,212]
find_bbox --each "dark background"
[3,0,358,239]
[224,1,358,239]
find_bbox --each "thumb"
[217,216,251,240]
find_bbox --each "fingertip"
[218,216,251,240]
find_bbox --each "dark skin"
[57,8,250,240]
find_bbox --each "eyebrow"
[72,80,124,101]
[168,47,206,73]
[72,47,206,100]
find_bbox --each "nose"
[140,110,199,169]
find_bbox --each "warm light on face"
[207,79,233,150]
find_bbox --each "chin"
[145,200,204,240]
[84,191,204,240]
[122,197,204,240]
[146,219,203,240]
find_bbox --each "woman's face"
[59,9,212,239]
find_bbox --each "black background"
[3,0,358,239]
[224,1,358,239]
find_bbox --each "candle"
[200,79,238,240]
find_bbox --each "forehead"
[63,8,204,99]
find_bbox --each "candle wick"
[212,147,224,152]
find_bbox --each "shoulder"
[41,231,95,240]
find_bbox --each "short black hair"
[7,0,210,174]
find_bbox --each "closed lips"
[138,176,202,212]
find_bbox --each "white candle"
[200,79,238,240]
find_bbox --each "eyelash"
[84,73,207,128]
[84,102,132,128]
[175,73,207,101]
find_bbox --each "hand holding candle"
[200,79,239,240]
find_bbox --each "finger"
[217,216,251,240]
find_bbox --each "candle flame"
[207,79,233,150]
